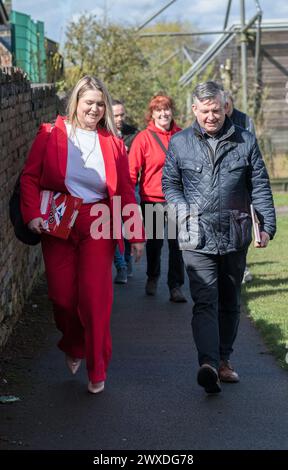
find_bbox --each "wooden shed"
[180,21,288,177]
[217,22,288,176]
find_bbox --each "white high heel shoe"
[88,381,105,394]
[66,355,81,375]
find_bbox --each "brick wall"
[0,67,58,348]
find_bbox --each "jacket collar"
[97,127,117,197]
[192,116,235,142]
[55,115,68,179]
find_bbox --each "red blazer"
[20,115,145,247]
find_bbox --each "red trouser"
[41,202,116,383]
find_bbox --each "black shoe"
[145,278,158,296]
[127,259,133,278]
[114,267,128,284]
[169,287,187,303]
[197,364,221,394]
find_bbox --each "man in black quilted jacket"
[162,81,276,394]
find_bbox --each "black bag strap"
[9,122,55,246]
[148,130,167,154]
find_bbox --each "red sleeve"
[115,139,146,243]
[128,132,145,186]
[20,124,51,224]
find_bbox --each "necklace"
[73,128,97,167]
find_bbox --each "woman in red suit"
[20,75,145,394]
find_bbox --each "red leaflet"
[40,190,83,239]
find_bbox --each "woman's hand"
[28,217,44,234]
[131,242,145,262]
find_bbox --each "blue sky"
[11,0,288,44]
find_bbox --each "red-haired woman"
[129,94,186,302]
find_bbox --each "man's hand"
[254,231,270,248]
[131,242,145,262]
[27,217,44,234]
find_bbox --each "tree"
[63,14,153,125]
[137,21,214,126]
[63,15,215,127]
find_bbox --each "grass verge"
[272,192,288,207]
[243,193,288,369]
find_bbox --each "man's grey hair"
[192,81,225,106]
[223,89,234,103]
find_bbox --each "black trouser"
[141,202,184,289]
[182,249,247,369]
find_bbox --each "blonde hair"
[66,75,117,135]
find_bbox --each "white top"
[65,123,108,203]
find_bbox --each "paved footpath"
[0,246,287,451]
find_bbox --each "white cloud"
[13,0,73,42]
[11,0,288,42]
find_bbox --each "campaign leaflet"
[40,190,83,239]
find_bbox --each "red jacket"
[20,115,145,247]
[128,120,181,202]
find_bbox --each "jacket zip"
[195,126,236,252]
